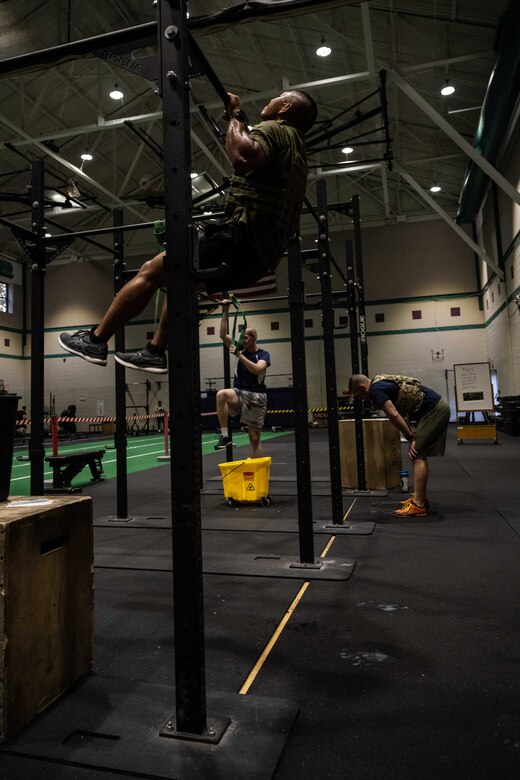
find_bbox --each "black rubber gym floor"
[1,427,519,779]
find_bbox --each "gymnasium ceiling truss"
[0,0,516,275]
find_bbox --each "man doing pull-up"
[58,90,317,371]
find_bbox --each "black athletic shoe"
[214,435,232,450]
[58,329,108,365]
[114,344,167,374]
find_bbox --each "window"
[491,291,495,303]
[206,326,215,336]
[338,315,348,326]
[375,312,385,323]
[4,338,9,347]
[486,298,489,310]
[450,307,461,317]
[412,310,422,320]
[304,318,313,328]
[0,283,10,313]
[271,322,280,331]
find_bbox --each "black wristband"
[231,109,247,123]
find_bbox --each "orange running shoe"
[399,494,430,510]
[392,501,428,517]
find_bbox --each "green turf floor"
[9,430,292,496]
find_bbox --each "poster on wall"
[453,362,494,412]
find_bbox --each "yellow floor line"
[343,497,357,524]
[238,535,337,695]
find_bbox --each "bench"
[45,449,106,493]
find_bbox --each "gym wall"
[477,125,520,397]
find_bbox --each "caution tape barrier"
[17,405,353,426]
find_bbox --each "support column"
[346,242,367,492]
[287,236,315,563]
[316,179,343,525]
[352,195,369,378]
[113,209,129,519]
[159,0,210,739]
[29,160,46,496]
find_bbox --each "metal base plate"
[44,485,82,494]
[203,553,356,580]
[318,521,375,535]
[0,676,299,780]
[341,489,389,496]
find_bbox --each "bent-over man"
[346,373,450,517]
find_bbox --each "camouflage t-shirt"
[224,119,308,268]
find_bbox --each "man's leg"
[151,299,168,351]
[58,251,168,365]
[95,252,167,341]
[412,458,428,506]
[247,425,262,458]
[113,297,168,373]
[215,389,240,449]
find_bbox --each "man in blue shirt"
[214,301,270,457]
[346,373,450,517]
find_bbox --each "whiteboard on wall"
[453,362,494,411]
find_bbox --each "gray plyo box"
[0,676,298,780]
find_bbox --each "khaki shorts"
[229,389,267,430]
[414,399,450,458]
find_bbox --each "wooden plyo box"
[339,418,402,489]
[0,495,93,743]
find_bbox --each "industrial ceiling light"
[440,79,455,96]
[430,182,441,193]
[342,146,354,155]
[316,35,331,57]
[80,152,93,161]
[109,85,124,100]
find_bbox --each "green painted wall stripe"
[0,324,24,335]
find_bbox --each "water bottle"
[399,469,409,493]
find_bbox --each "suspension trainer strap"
[229,293,247,351]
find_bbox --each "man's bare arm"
[225,93,267,175]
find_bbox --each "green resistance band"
[229,293,247,351]
[154,219,166,250]
[153,224,247,349]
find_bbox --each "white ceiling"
[0,0,514,263]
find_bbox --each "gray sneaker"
[58,329,108,365]
[114,343,167,374]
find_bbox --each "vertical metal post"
[316,179,343,525]
[352,195,369,377]
[160,0,207,736]
[113,209,129,519]
[346,241,367,492]
[287,236,315,563]
[221,292,233,458]
[29,159,46,496]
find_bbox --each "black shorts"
[198,222,268,295]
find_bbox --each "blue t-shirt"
[234,348,270,391]
[369,380,440,422]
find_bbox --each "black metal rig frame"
[0,3,355,775]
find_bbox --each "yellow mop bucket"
[218,456,272,507]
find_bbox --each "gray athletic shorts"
[229,389,267,429]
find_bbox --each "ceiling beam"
[394,162,504,280]
[402,50,494,73]
[0,112,144,219]
[391,70,520,209]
